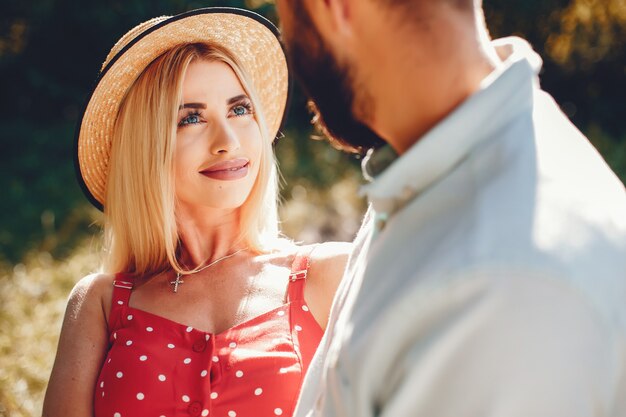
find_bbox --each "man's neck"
[360,8,500,155]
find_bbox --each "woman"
[43,8,350,417]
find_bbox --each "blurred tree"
[547,0,626,67]
[485,0,626,179]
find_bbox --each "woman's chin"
[177,193,251,212]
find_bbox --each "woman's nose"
[209,119,241,154]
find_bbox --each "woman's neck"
[175,204,245,267]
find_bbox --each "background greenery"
[1,0,625,415]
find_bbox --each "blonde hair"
[103,43,281,276]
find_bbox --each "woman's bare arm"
[42,273,113,417]
[305,242,352,330]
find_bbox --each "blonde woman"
[43,8,349,417]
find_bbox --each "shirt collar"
[361,37,543,217]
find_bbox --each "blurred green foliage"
[0,0,625,265]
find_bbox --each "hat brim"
[74,7,289,210]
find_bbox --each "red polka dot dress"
[94,251,323,417]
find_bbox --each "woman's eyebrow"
[178,95,248,110]
[227,94,249,105]
[178,103,206,110]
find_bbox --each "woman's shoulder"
[71,272,116,299]
[309,241,352,260]
[304,242,352,288]
[297,242,352,330]
[260,241,352,279]
[67,272,117,322]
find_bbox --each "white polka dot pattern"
[95,265,322,417]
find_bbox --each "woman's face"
[174,59,263,212]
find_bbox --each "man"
[276,0,626,416]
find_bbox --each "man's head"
[277,1,384,154]
[277,0,494,154]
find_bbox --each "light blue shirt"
[295,37,626,417]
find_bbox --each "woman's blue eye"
[179,113,201,126]
[232,105,248,116]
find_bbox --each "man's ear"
[327,0,353,36]
[309,0,355,38]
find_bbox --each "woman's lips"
[200,158,250,181]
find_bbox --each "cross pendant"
[170,273,184,293]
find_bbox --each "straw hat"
[74,7,289,210]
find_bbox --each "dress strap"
[109,273,134,330]
[286,246,316,303]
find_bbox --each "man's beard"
[284,3,385,154]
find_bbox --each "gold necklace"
[170,248,247,293]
